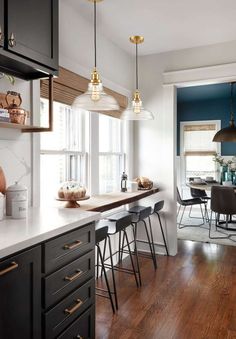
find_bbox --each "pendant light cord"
[136,43,139,90]
[94,1,97,68]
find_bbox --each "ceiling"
[66,0,236,55]
[177,83,233,103]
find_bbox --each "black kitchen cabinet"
[0,222,96,339]
[0,0,58,79]
[0,246,41,339]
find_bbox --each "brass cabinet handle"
[0,261,18,276]
[8,32,16,47]
[63,240,82,250]
[64,269,83,282]
[64,298,83,315]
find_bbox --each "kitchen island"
[0,207,100,339]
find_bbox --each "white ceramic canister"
[12,193,27,219]
[6,182,28,216]
[0,192,4,221]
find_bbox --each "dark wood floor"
[96,240,236,339]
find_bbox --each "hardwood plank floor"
[96,240,236,339]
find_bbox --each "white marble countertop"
[0,207,101,259]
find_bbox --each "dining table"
[187,181,236,192]
[186,181,221,191]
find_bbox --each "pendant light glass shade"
[213,82,236,142]
[72,0,119,112]
[121,36,154,120]
[121,90,154,120]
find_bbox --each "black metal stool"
[99,213,142,288]
[127,206,157,269]
[95,225,118,313]
[152,200,169,256]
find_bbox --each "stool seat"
[96,219,116,233]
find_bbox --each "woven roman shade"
[40,67,128,119]
[183,123,217,156]
[184,124,216,132]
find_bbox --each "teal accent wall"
[177,98,236,156]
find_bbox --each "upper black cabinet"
[0,0,58,80]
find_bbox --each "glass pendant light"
[213,82,236,142]
[73,0,119,112]
[121,36,154,120]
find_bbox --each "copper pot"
[6,91,27,125]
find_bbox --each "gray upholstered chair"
[209,185,236,239]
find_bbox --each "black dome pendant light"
[213,82,236,142]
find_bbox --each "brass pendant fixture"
[73,0,119,112]
[121,36,154,120]
[213,82,236,142]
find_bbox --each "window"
[40,98,87,204]
[181,121,220,182]
[99,114,125,193]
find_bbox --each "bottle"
[121,172,128,192]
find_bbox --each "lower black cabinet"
[57,305,95,339]
[0,223,96,339]
[0,246,41,339]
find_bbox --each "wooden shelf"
[0,121,50,132]
[0,76,53,133]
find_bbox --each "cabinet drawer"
[57,305,95,339]
[44,250,95,308]
[45,279,95,339]
[43,223,95,274]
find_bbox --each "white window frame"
[180,120,221,187]
[98,114,126,194]
[40,100,88,203]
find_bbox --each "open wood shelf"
[0,121,50,132]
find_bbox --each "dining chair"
[177,187,206,228]
[189,187,210,221]
[209,186,236,239]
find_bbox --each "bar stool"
[98,213,142,288]
[152,200,169,256]
[95,226,118,313]
[127,206,157,269]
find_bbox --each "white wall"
[0,78,32,204]
[134,40,236,255]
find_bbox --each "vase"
[0,167,6,194]
[220,165,228,184]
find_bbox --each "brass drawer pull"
[77,336,83,339]
[63,240,82,250]
[0,261,18,276]
[65,269,83,282]
[65,298,83,315]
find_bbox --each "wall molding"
[163,62,236,87]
